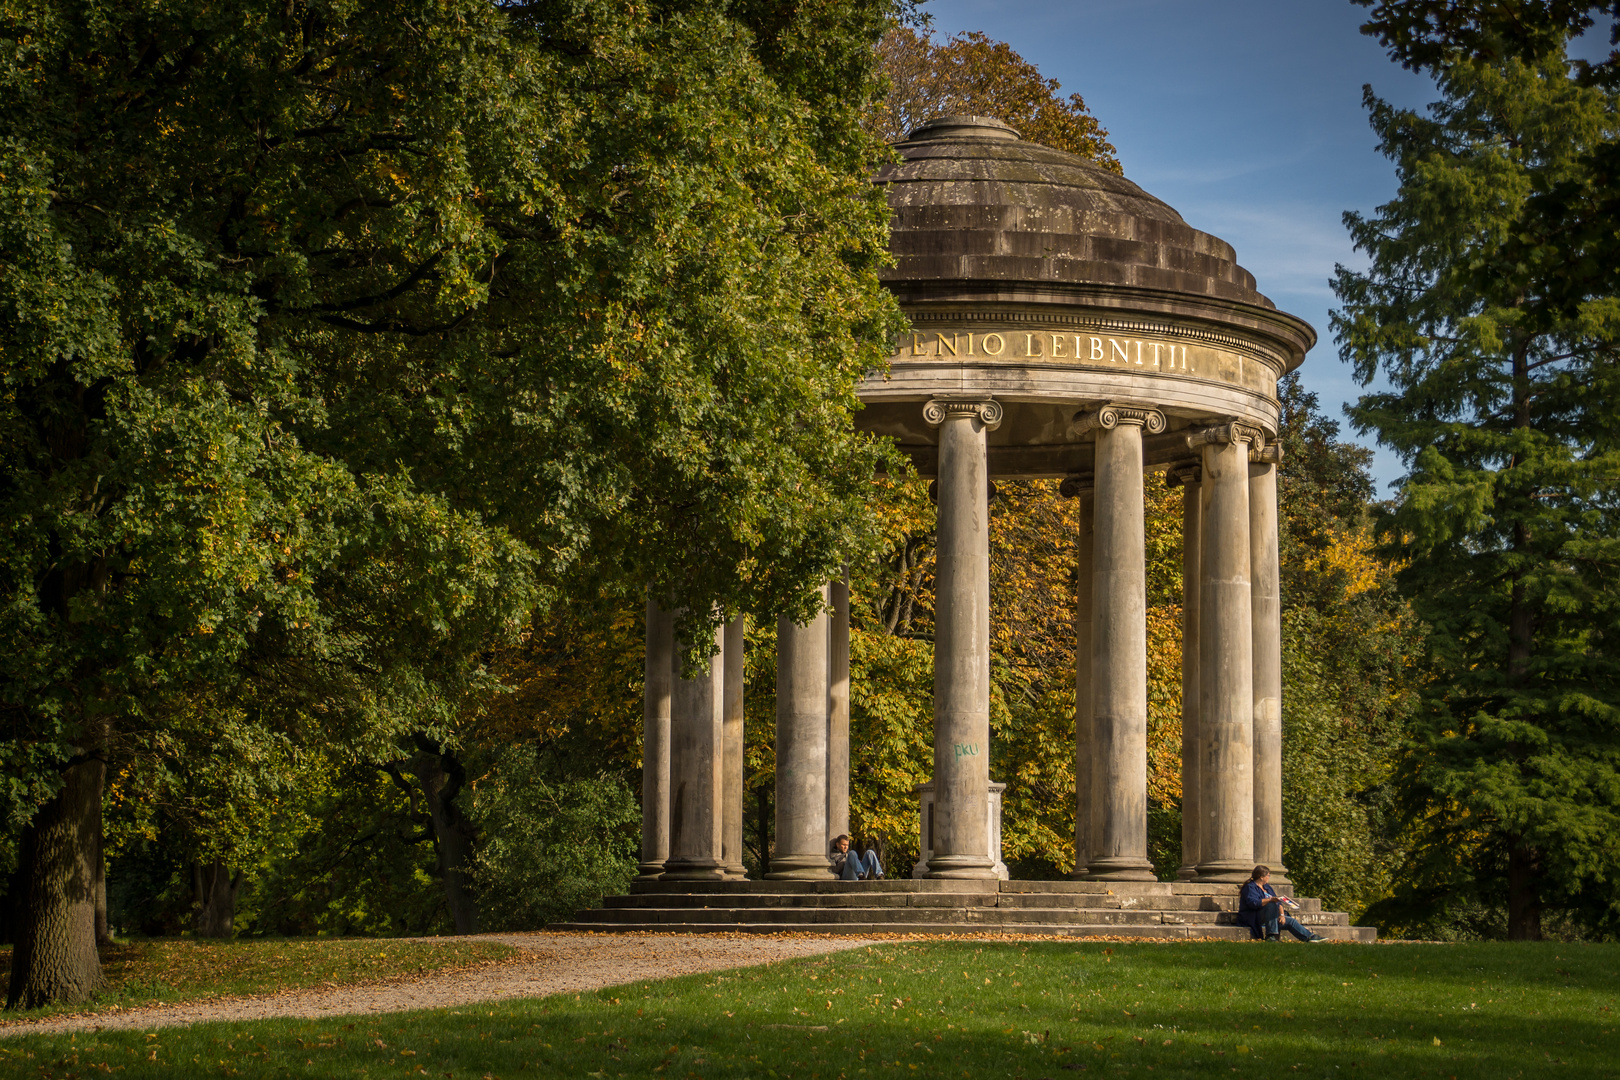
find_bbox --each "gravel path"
[0,932,877,1038]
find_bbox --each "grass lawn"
[1,938,1615,1078]
[0,938,523,1020]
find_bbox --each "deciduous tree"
[1,0,903,1005]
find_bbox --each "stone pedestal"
[924,398,1002,879]
[1084,405,1161,881]
[768,588,833,880]
[663,619,726,881]
[638,598,674,880]
[1193,426,1259,882]
[721,615,748,880]
[911,781,1009,880]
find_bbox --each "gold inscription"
[898,328,1206,374]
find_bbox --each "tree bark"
[411,742,479,935]
[93,817,110,948]
[192,859,239,939]
[6,754,107,1009]
[1507,842,1542,941]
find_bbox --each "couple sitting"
[1237,865,1327,942]
[829,834,884,881]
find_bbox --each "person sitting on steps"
[1238,864,1326,942]
[830,834,883,881]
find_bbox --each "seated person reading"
[829,834,883,881]
[1238,865,1325,942]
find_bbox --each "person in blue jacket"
[1238,865,1326,942]
[830,834,884,881]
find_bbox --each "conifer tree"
[1334,12,1620,938]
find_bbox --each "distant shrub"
[471,748,638,930]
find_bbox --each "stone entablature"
[891,324,1284,398]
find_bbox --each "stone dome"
[877,115,1273,311]
[855,115,1316,479]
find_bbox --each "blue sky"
[916,0,1438,492]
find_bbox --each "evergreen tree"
[1334,15,1620,938]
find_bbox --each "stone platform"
[554,879,1376,941]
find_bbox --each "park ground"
[0,936,1614,1078]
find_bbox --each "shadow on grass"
[0,940,1614,1080]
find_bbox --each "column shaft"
[1250,460,1287,883]
[638,598,673,880]
[664,619,725,880]
[721,615,748,879]
[827,573,852,841]
[768,588,833,879]
[1071,487,1095,878]
[1087,419,1156,880]
[1177,473,1203,880]
[927,399,999,878]
[1197,436,1256,881]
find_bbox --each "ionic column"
[663,618,726,880]
[924,397,1002,879]
[1190,423,1262,881]
[1174,466,1203,881]
[768,586,833,879]
[638,597,674,880]
[721,615,748,879]
[1060,474,1095,879]
[827,572,851,841]
[1249,446,1288,884]
[1081,404,1162,881]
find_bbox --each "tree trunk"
[412,744,479,935]
[192,859,238,939]
[754,785,772,877]
[1507,842,1542,941]
[93,816,110,948]
[6,755,107,1009]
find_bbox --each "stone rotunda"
[561,117,1374,940]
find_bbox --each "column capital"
[1168,464,1203,487]
[1250,442,1283,465]
[1058,473,1095,499]
[1072,403,1167,437]
[924,397,1003,431]
[1185,421,1265,452]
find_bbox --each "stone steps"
[551,919,1375,942]
[561,879,1374,942]
[572,905,1349,928]
[602,892,1321,913]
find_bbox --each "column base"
[765,854,834,880]
[1195,859,1256,883]
[925,854,999,880]
[635,862,666,882]
[722,864,749,881]
[1176,863,1199,881]
[660,859,727,881]
[1266,864,1292,888]
[1086,856,1157,882]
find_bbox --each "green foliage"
[248,764,451,938]
[470,747,638,931]
[1334,28,1620,939]
[2,0,907,982]
[1270,376,1419,921]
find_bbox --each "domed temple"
[562,118,1374,939]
